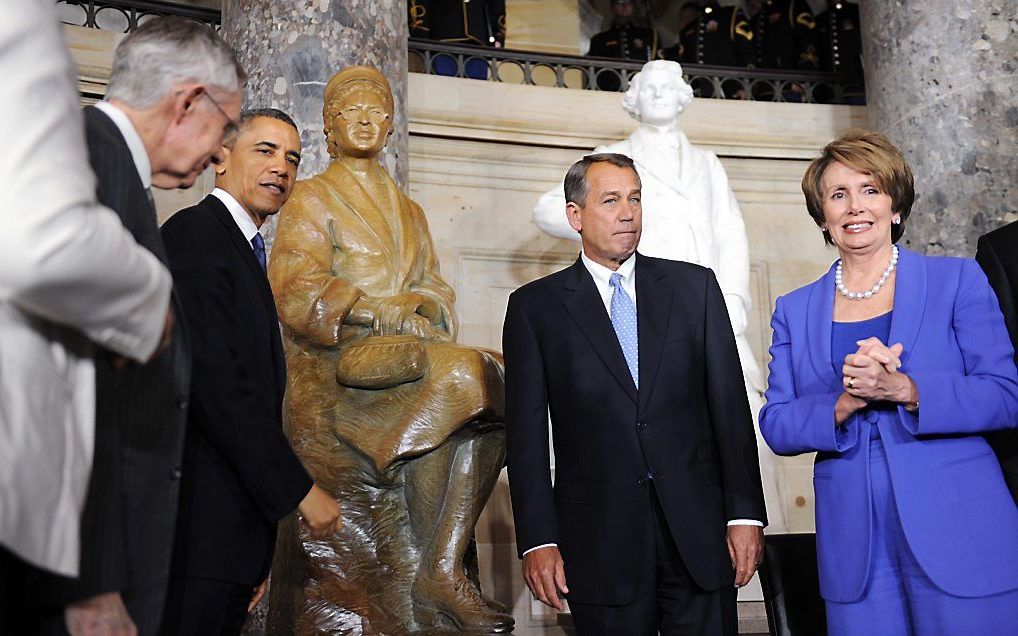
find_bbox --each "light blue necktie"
[609,272,638,388]
[251,233,267,272]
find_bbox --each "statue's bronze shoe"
[413,575,515,633]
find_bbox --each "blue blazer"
[760,246,1018,603]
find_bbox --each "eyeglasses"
[338,105,390,125]
[201,91,239,136]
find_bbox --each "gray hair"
[621,60,694,121]
[106,17,246,108]
[564,153,640,206]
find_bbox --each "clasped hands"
[837,337,919,424]
[371,292,440,339]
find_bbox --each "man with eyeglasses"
[159,109,341,635]
[29,17,245,636]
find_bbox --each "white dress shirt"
[211,188,260,246]
[0,0,171,575]
[522,252,759,557]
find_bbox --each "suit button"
[636,421,647,431]
[176,397,188,410]
[866,411,879,423]
[170,468,182,480]
[636,477,648,487]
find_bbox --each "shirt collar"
[94,101,152,190]
[581,251,636,287]
[211,188,260,243]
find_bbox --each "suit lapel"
[635,255,671,413]
[887,246,926,367]
[806,262,841,390]
[562,258,638,403]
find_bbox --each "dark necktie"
[251,232,266,272]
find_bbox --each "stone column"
[860,1,1017,256]
[221,0,409,190]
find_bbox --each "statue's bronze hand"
[373,292,440,336]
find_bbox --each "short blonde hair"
[802,129,915,245]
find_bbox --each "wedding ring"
[847,377,855,389]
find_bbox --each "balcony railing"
[57,1,864,105]
[409,39,865,105]
[57,0,219,32]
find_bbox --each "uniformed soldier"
[734,0,820,70]
[658,2,700,64]
[817,0,863,79]
[660,2,737,67]
[588,0,659,90]
[408,0,506,79]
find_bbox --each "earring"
[893,217,901,225]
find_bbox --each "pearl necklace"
[835,245,899,300]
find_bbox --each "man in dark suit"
[159,109,341,635]
[30,17,244,636]
[588,0,659,91]
[503,153,766,634]
[976,223,1018,505]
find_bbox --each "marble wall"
[64,23,864,633]
[861,0,1017,256]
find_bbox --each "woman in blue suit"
[760,130,1018,635]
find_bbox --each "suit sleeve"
[0,1,170,361]
[702,270,767,523]
[503,292,558,557]
[898,259,1018,436]
[976,235,1018,363]
[758,295,858,455]
[166,225,312,522]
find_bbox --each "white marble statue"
[533,59,787,533]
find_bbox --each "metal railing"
[408,38,865,105]
[57,0,220,32]
[56,2,864,105]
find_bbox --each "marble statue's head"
[323,66,394,159]
[622,60,694,126]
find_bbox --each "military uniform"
[587,21,659,91]
[409,0,505,46]
[660,3,737,67]
[734,0,820,70]
[408,0,505,79]
[817,1,863,78]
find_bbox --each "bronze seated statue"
[266,66,512,634]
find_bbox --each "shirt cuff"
[727,519,763,527]
[522,543,558,556]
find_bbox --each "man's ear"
[171,84,206,125]
[566,201,583,234]
[212,144,231,176]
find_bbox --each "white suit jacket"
[0,1,171,576]
[534,128,763,391]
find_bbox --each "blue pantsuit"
[761,247,1018,634]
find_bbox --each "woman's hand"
[834,391,868,426]
[842,339,918,405]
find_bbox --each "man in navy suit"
[160,110,341,635]
[976,222,1018,504]
[503,153,766,634]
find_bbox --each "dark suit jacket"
[976,222,1018,504]
[42,106,192,635]
[161,195,313,588]
[503,253,767,606]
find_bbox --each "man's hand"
[297,483,342,539]
[249,576,269,612]
[727,525,764,588]
[522,546,569,611]
[64,592,137,636]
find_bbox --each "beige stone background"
[66,18,862,632]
